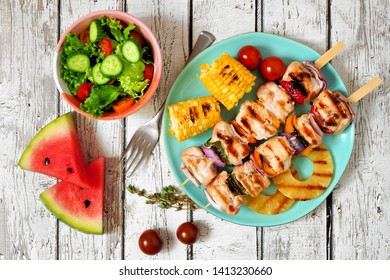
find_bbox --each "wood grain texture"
[330,0,390,260]
[261,0,328,260]
[0,0,59,260]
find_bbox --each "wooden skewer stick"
[180,178,190,187]
[315,41,345,69]
[347,76,382,103]
[204,203,211,209]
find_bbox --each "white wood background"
[1,0,389,260]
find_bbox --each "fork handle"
[186,31,216,66]
[154,31,216,124]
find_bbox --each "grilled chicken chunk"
[232,160,270,197]
[257,81,295,123]
[235,100,280,141]
[211,121,251,165]
[205,171,243,216]
[181,146,218,187]
[254,136,295,176]
[281,61,326,104]
[294,114,323,147]
[312,89,354,134]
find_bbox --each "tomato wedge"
[112,97,135,113]
[129,31,145,48]
[144,64,154,81]
[98,38,113,56]
[79,30,90,44]
[76,82,94,102]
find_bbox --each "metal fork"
[120,31,216,176]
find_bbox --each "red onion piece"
[304,61,327,91]
[309,114,324,137]
[203,189,224,212]
[279,132,293,139]
[288,136,306,155]
[250,159,267,178]
[201,145,226,168]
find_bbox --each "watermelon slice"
[18,112,90,188]
[40,157,105,234]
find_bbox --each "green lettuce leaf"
[60,33,105,94]
[80,85,123,118]
[117,56,150,99]
[99,17,136,43]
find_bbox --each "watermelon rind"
[40,157,105,234]
[18,112,90,188]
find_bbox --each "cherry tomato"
[76,82,93,102]
[129,31,145,48]
[138,229,163,255]
[176,222,200,245]
[98,38,113,56]
[144,64,154,81]
[237,45,262,71]
[259,56,286,81]
[79,30,90,44]
[112,97,135,114]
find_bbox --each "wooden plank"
[123,0,190,260]
[330,0,390,260]
[57,0,125,260]
[261,0,328,259]
[0,0,59,259]
[192,0,258,260]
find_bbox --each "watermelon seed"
[44,158,50,166]
[84,200,91,208]
[67,167,73,173]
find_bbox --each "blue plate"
[162,32,354,227]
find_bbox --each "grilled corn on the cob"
[168,96,222,142]
[199,53,256,110]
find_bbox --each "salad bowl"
[53,10,162,120]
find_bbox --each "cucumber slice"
[89,20,103,43]
[91,63,110,85]
[66,53,90,73]
[122,39,142,63]
[100,54,123,78]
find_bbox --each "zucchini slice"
[66,53,90,73]
[91,63,110,85]
[89,20,103,43]
[122,39,142,63]
[100,54,123,77]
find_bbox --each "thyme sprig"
[127,185,200,211]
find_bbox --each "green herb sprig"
[127,185,200,211]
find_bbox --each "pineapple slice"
[244,190,295,215]
[272,145,334,200]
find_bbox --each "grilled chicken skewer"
[181,75,382,215]
[178,42,381,216]
[279,41,345,104]
[311,77,382,134]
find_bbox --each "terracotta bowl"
[53,10,162,120]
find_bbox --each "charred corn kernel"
[168,96,222,142]
[199,53,256,110]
